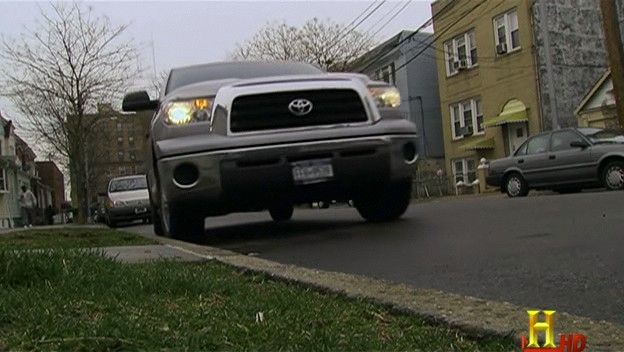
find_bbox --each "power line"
[326,0,387,52]
[337,1,378,39]
[393,0,489,73]
[355,0,458,74]
[368,1,412,39]
[363,1,409,35]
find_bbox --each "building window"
[117,151,124,162]
[452,159,477,184]
[128,136,135,147]
[116,122,123,131]
[494,10,520,54]
[375,63,396,85]
[450,97,484,139]
[444,30,478,76]
[0,168,7,191]
[117,136,123,146]
[129,151,136,161]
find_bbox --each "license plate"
[134,207,147,214]
[291,159,334,185]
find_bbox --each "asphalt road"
[127,191,624,325]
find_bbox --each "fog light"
[173,163,199,188]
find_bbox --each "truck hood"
[165,73,372,100]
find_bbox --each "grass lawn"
[0,228,156,250]
[0,249,516,351]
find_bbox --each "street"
[127,191,624,325]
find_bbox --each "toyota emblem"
[288,98,313,116]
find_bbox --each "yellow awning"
[483,99,528,127]
[460,137,495,151]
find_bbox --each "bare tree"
[231,18,376,72]
[0,3,139,223]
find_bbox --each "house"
[0,115,42,227]
[431,0,617,186]
[575,71,620,129]
[350,31,445,160]
[84,104,151,204]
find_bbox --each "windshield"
[166,62,323,93]
[108,176,147,193]
[580,128,624,143]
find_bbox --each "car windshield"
[166,62,323,93]
[580,128,624,143]
[109,176,147,193]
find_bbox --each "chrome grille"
[229,89,368,133]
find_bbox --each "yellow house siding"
[432,0,542,179]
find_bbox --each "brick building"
[35,161,65,211]
[86,104,152,202]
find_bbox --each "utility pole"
[600,0,624,127]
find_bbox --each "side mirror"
[98,192,107,197]
[122,91,158,112]
[570,140,590,149]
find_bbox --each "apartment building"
[86,104,151,201]
[432,0,616,185]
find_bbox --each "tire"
[504,173,529,198]
[602,160,624,191]
[107,219,117,228]
[354,179,412,222]
[269,204,294,222]
[152,209,164,237]
[166,206,205,240]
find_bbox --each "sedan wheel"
[603,161,624,191]
[505,173,528,198]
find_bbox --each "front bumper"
[157,134,417,212]
[108,205,152,222]
[486,174,502,187]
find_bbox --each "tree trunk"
[68,154,87,224]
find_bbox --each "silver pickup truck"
[122,62,418,239]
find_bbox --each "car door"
[518,133,552,186]
[546,130,594,185]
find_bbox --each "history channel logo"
[521,310,586,352]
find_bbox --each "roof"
[348,30,436,72]
[574,70,611,115]
[349,31,411,70]
[14,134,37,161]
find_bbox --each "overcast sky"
[0,0,433,152]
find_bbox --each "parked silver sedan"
[486,128,624,197]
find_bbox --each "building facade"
[86,104,151,202]
[431,0,619,185]
[350,31,445,159]
[0,114,61,227]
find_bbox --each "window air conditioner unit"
[458,125,473,136]
[496,43,508,55]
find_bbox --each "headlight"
[369,86,401,108]
[108,200,125,208]
[164,97,214,125]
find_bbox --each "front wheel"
[602,161,624,191]
[152,209,164,236]
[354,179,412,222]
[505,173,529,197]
[165,205,205,240]
[269,204,294,222]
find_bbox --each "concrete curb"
[132,230,624,351]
